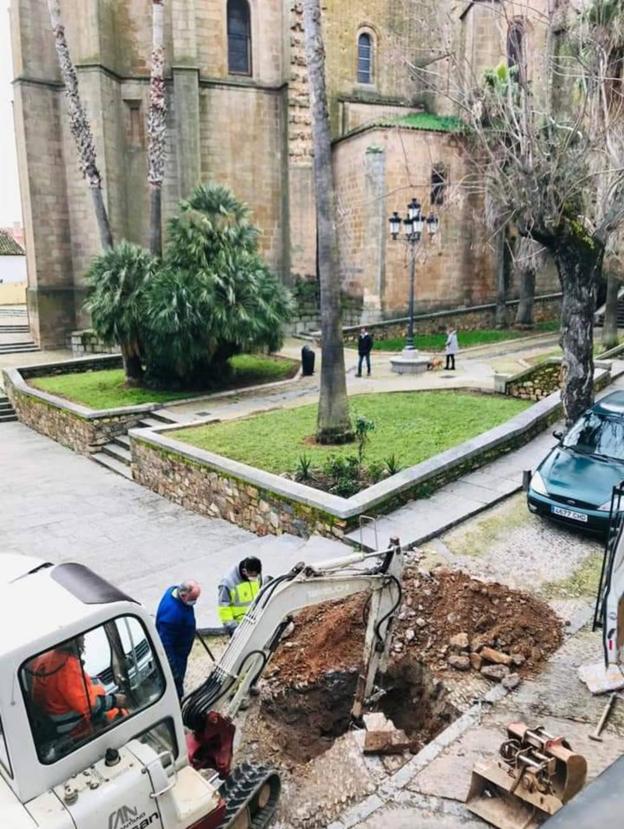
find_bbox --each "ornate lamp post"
[389,199,439,353]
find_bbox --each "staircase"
[0,396,17,423]
[92,411,175,479]
[595,291,624,328]
[0,323,39,354]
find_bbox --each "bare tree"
[412,1,624,425]
[302,0,352,443]
[46,0,113,250]
[602,272,621,349]
[148,0,167,256]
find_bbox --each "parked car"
[527,390,624,534]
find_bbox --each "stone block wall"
[131,438,350,539]
[69,330,120,356]
[505,362,562,401]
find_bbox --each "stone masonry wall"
[505,363,562,401]
[132,438,350,540]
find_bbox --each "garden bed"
[28,354,298,409]
[372,321,559,352]
[167,391,530,495]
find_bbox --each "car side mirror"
[553,430,563,441]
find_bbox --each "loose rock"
[480,646,513,666]
[470,653,483,671]
[480,664,510,681]
[448,654,471,671]
[449,632,470,651]
[502,673,522,690]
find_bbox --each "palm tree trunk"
[46,0,113,250]
[554,233,603,426]
[602,274,620,350]
[148,0,167,257]
[302,0,352,444]
[121,341,144,387]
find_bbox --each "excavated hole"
[258,655,459,765]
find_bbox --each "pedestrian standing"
[357,327,374,377]
[445,327,458,370]
[156,580,201,699]
[218,557,263,636]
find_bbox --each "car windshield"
[563,412,624,461]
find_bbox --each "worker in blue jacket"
[156,580,201,698]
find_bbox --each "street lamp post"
[389,199,439,353]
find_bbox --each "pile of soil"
[393,568,564,673]
[264,593,367,687]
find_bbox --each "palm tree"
[46,0,113,250]
[302,0,352,444]
[85,243,155,386]
[148,0,167,256]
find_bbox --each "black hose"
[373,575,402,649]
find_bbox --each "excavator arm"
[182,538,403,775]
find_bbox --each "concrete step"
[0,326,30,333]
[0,402,13,412]
[0,344,38,354]
[113,434,131,450]
[101,442,131,466]
[92,451,133,479]
[137,415,173,429]
[0,413,18,423]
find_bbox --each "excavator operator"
[27,635,128,744]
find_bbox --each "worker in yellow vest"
[218,557,263,636]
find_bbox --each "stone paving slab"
[0,422,343,630]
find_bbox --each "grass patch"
[30,354,298,409]
[442,495,530,557]
[541,551,603,599]
[372,321,559,352]
[170,391,530,475]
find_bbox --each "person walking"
[156,580,201,699]
[218,557,263,636]
[445,327,458,370]
[357,327,373,377]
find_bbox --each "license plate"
[552,505,588,523]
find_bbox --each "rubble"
[480,646,513,666]
[449,632,470,651]
[502,673,522,690]
[448,654,471,671]
[481,664,510,681]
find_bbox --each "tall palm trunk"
[148,0,167,256]
[46,0,113,250]
[302,0,352,444]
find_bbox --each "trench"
[258,656,459,765]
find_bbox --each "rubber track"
[218,762,281,829]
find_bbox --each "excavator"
[0,537,403,829]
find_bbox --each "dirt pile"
[392,568,564,675]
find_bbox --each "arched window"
[228,0,251,76]
[506,21,526,83]
[357,32,373,85]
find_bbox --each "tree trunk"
[514,237,542,327]
[121,342,144,387]
[554,235,603,427]
[302,0,352,444]
[46,0,113,250]
[495,229,507,328]
[602,274,620,350]
[148,0,166,256]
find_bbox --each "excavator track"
[218,761,281,829]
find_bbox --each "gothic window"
[506,21,526,83]
[228,0,251,76]
[125,101,144,147]
[357,32,373,85]
[431,164,447,206]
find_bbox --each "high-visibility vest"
[218,567,262,625]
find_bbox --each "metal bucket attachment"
[465,723,587,829]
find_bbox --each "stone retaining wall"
[129,386,578,540]
[500,359,612,402]
[69,329,120,357]
[337,293,562,343]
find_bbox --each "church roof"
[0,230,25,256]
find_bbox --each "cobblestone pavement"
[0,421,338,629]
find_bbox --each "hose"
[373,575,402,649]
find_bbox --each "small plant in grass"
[384,454,402,476]
[354,415,375,465]
[367,461,385,483]
[295,454,313,481]
[323,455,361,497]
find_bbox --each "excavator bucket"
[465,723,587,829]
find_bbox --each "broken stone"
[449,632,469,651]
[502,673,522,690]
[415,617,427,628]
[480,646,513,666]
[405,628,416,642]
[363,729,416,755]
[363,712,395,732]
[480,664,510,681]
[512,653,526,667]
[475,613,494,632]
[448,654,471,671]
[470,652,483,671]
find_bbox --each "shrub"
[384,453,402,476]
[295,454,313,481]
[354,414,375,465]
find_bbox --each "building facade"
[11,0,559,347]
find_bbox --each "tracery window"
[228,0,251,76]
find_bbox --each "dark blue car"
[527,390,624,534]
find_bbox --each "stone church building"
[11,0,559,347]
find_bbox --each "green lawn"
[30,354,298,409]
[171,391,530,474]
[372,321,559,352]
